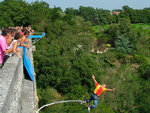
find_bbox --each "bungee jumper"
[84,75,115,111]
[36,75,115,113]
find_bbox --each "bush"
[106,24,120,39]
[133,54,147,64]
[139,64,150,80]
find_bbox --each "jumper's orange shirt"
[94,83,106,96]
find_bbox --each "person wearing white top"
[7,33,22,58]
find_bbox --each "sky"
[1,0,150,11]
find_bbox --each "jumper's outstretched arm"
[105,89,115,91]
[92,75,97,84]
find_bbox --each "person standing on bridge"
[85,75,115,110]
[0,29,13,68]
[20,29,31,48]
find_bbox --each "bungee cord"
[36,100,86,113]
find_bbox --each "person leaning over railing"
[20,29,31,48]
[6,32,23,59]
[0,29,13,68]
[0,26,34,67]
[10,29,18,40]
[5,28,13,47]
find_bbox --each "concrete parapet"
[0,47,35,113]
[0,55,23,113]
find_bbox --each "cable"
[36,100,85,113]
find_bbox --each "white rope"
[36,100,85,113]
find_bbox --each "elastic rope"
[36,100,85,113]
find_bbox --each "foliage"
[105,24,120,39]
[65,6,112,25]
[137,79,150,113]
[115,34,133,53]
[65,5,150,25]
[120,6,150,23]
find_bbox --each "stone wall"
[0,49,35,113]
[0,55,24,113]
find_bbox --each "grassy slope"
[93,23,150,34]
[131,23,150,29]
[92,25,109,33]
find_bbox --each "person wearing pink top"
[0,29,13,68]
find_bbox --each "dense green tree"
[0,0,29,27]
[115,34,133,53]
[29,1,51,31]
[119,5,150,23]
[65,8,78,15]
[106,24,120,39]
